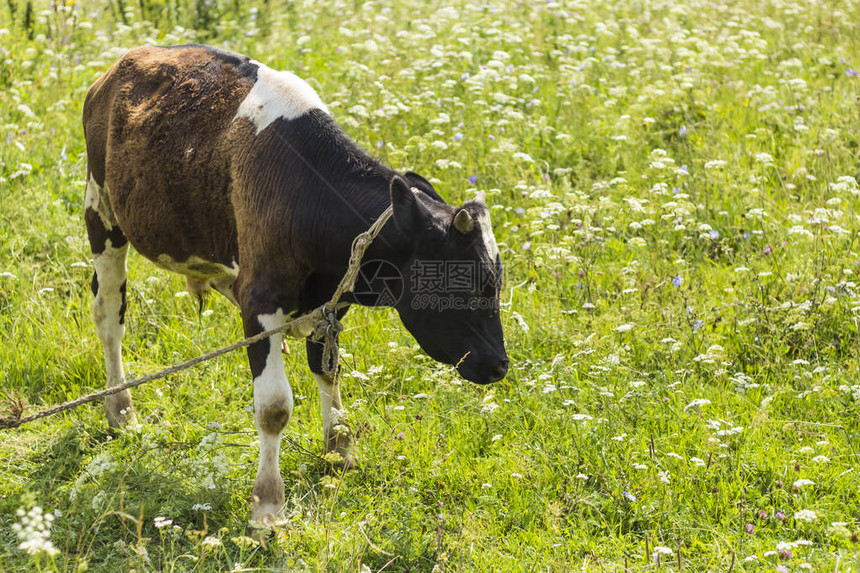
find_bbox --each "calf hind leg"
[85,175,135,428]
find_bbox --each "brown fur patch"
[258,402,291,435]
[84,46,249,268]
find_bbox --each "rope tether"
[0,205,394,430]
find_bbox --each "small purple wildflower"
[672,275,683,288]
[454,133,463,141]
[623,490,636,502]
[758,510,768,520]
[522,241,531,251]
[776,511,786,521]
[847,69,858,77]
[468,175,477,185]
[693,320,703,332]
[764,244,772,255]
[679,125,687,137]
[709,230,720,240]
[515,207,525,215]
[745,523,754,534]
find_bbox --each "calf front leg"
[243,307,293,525]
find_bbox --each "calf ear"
[391,175,431,235]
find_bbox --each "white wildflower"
[201,535,222,548]
[652,546,673,561]
[154,516,173,529]
[794,509,818,522]
[754,152,774,165]
[684,398,711,410]
[13,506,58,557]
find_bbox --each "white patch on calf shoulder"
[233,61,328,134]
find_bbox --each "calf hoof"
[250,501,282,528]
[250,476,284,527]
[325,431,357,471]
[324,449,357,469]
[105,391,136,429]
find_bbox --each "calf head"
[387,175,508,384]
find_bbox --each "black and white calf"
[83,45,507,523]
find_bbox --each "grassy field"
[2,0,860,570]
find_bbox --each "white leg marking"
[251,310,293,523]
[85,174,118,230]
[315,373,341,440]
[87,176,134,428]
[315,373,355,467]
[233,61,329,134]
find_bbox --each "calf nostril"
[492,359,509,380]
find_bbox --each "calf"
[83,45,507,523]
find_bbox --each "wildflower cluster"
[12,506,59,557]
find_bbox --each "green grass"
[2,0,860,570]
